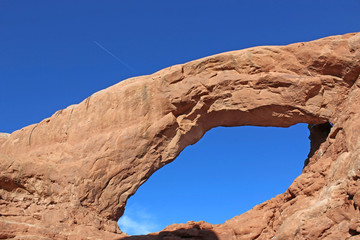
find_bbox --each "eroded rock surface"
[1,32,360,239]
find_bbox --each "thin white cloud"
[118,205,159,235]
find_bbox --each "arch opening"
[118,123,332,236]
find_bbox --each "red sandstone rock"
[1,32,360,239]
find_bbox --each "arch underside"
[0,32,360,239]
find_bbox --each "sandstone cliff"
[1,32,360,239]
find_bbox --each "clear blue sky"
[1,0,359,235]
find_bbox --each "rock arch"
[1,32,360,239]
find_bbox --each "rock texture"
[1,32,360,239]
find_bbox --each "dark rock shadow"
[304,122,332,167]
[117,226,219,240]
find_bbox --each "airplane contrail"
[93,41,139,74]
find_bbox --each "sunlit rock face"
[1,32,360,240]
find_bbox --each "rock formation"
[1,32,360,239]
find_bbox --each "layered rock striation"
[1,32,360,239]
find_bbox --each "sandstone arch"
[1,32,360,239]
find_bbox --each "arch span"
[0,33,360,239]
[119,123,314,235]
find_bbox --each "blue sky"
[1,0,360,235]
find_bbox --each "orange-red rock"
[1,32,360,239]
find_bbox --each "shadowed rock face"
[1,32,360,239]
